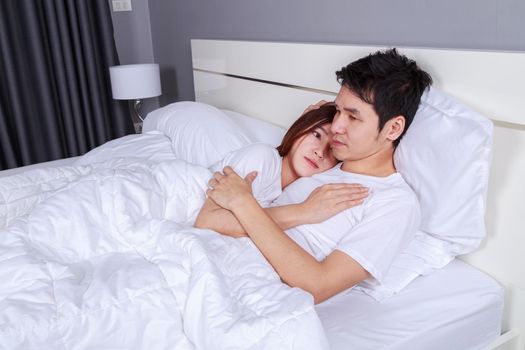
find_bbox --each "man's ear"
[384,116,405,142]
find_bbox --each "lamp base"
[128,99,144,134]
[133,121,143,134]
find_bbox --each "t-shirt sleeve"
[209,143,282,207]
[336,188,420,284]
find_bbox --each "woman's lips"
[304,157,319,169]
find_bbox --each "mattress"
[316,259,504,350]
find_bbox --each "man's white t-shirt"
[210,143,282,208]
[272,163,420,285]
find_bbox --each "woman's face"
[288,123,337,177]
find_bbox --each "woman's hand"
[207,166,258,211]
[299,183,368,223]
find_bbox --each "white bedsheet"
[0,157,327,349]
[317,259,503,350]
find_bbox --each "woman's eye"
[312,131,321,138]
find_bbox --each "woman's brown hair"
[276,103,336,157]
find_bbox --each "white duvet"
[0,140,328,349]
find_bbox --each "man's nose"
[331,115,346,134]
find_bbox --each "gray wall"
[114,0,525,107]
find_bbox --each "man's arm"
[207,167,370,303]
[231,195,370,304]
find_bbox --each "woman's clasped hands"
[207,166,369,221]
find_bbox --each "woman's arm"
[194,197,249,237]
[207,167,370,304]
[194,196,306,237]
[194,175,368,237]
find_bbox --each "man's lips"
[330,139,346,148]
[304,157,319,169]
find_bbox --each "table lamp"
[109,63,162,132]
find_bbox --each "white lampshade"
[109,63,161,100]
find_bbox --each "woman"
[195,103,369,237]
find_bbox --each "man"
[207,48,433,304]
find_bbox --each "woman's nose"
[314,148,324,159]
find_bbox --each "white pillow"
[143,102,251,167]
[221,109,286,146]
[366,87,493,300]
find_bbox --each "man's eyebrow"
[334,100,361,117]
[344,107,361,117]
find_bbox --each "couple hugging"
[195,48,433,303]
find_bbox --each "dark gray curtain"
[0,0,133,170]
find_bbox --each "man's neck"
[340,149,396,177]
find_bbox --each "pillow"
[361,87,493,300]
[143,102,251,167]
[221,109,286,146]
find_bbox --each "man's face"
[330,85,394,164]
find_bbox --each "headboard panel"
[192,39,525,348]
[192,39,525,126]
[193,70,335,127]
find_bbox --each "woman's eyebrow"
[318,126,330,135]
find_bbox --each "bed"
[0,40,523,350]
[190,40,524,350]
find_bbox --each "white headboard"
[191,39,525,349]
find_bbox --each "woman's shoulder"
[233,143,280,160]
[240,142,278,153]
[217,143,281,172]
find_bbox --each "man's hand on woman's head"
[300,183,369,224]
[302,100,332,116]
[207,167,258,211]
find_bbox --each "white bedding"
[0,155,327,349]
[317,259,503,350]
[0,110,503,349]
[0,156,79,177]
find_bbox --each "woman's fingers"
[336,198,366,211]
[319,184,368,197]
[320,183,366,190]
[222,166,235,175]
[213,171,225,181]
[328,186,369,204]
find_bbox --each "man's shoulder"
[364,174,419,214]
[314,168,411,191]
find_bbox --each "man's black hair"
[336,48,432,146]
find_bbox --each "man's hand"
[207,166,258,211]
[299,183,368,224]
[302,100,333,115]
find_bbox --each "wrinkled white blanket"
[0,158,327,349]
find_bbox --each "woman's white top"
[209,143,283,208]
